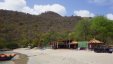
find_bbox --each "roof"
[69,41,78,44]
[89,38,103,43]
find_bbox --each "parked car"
[94,45,112,53]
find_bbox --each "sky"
[0,0,113,20]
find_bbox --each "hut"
[69,41,78,49]
[50,41,58,49]
[51,40,78,49]
[88,38,103,50]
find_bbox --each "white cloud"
[33,4,66,16]
[22,6,38,15]
[74,10,95,17]
[0,0,26,11]
[106,13,113,20]
[0,0,66,16]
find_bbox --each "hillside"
[0,10,82,48]
[0,10,82,33]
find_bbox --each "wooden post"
[69,43,70,48]
[57,42,59,49]
[68,33,71,49]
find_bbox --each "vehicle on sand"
[94,45,112,53]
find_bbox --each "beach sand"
[13,53,28,64]
[13,48,113,64]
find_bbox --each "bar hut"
[69,41,78,49]
[88,38,103,50]
[51,40,78,49]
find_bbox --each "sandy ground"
[13,48,113,64]
[13,53,28,64]
[0,61,14,64]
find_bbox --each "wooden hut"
[51,40,77,49]
[69,41,78,49]
[88,38,103,50]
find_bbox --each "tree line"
[75,16,113,45]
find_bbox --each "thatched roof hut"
[88,38,103,49]
[89,38,103,44]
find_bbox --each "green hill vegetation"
[0,10,113,49]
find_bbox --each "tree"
[74,18,91,40]
[90,16,113,43]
